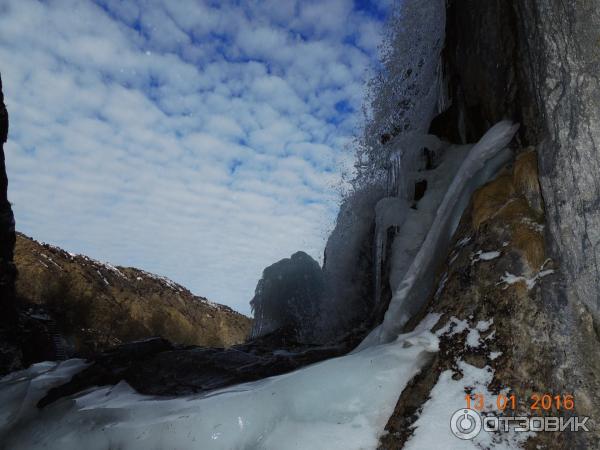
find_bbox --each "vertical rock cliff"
[0,74,18,371]
[0,74,20,372]
[519,5,600,444]
[445,2,600,317]
[424,1,600,447]
[0,74,15,319]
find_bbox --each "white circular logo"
[450,408,482,440]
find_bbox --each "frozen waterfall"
[359,121,518,349]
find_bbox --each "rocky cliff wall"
[515,1,600,317]
[436,1,600,446]
[0,75,15,321]
[0,74,19,373]
[444,0,600,320]
[518,5,600,445]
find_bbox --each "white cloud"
[0,0,386,315]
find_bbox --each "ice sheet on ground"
[0,316,442,450]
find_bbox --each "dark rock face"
[0,74,15,321]
[439,0,546,146]
[442,0,520,142]
[250,251,324,342]
[37,327,365,409]
[0,74,19,373]
[440,1,600,446]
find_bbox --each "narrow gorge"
[1,0,599,449]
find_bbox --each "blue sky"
[0,0,389,315]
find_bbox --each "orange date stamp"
[466,393,575,412]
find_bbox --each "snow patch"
[489,351,503,361]
[96,270,109,286]
[498,269,554,290]
[137,269,185,293]
[40,253,62,270]
[472,250,501,264]
[102,262,127,279]
[404,361,532,449]
[434,272,448,301]
[466,328,481,348]
[456,236,472,248]
[437,318,493,349]
[436,316,469,337]
[476,319,493,332]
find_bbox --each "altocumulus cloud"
[0,0,388,315]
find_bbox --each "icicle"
[435,56,450,115]
[373,197,409,308]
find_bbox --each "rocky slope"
[14,233,251,356]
